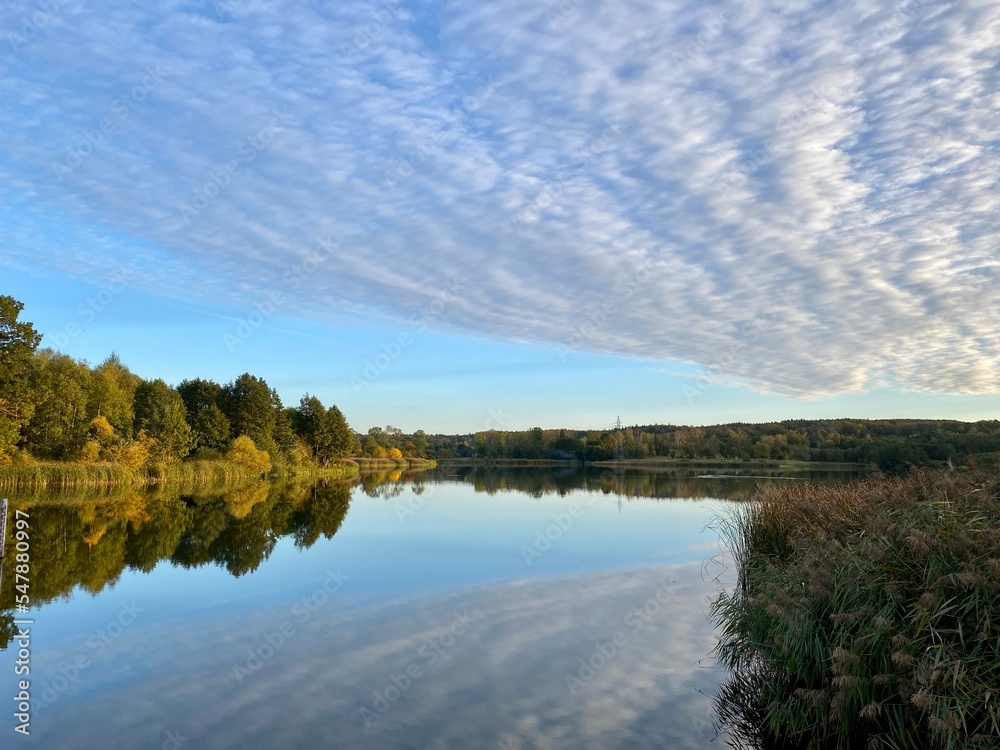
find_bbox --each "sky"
[1,0,998,433]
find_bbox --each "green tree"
[325,406,355,460]
[176,378,223,417]
[363,434,386,458]
[88,353,139,437]
[383,425,404,450]
[412,429,428,457]
[192,404,231,453]
[22,350,91,459]
[292,393,343,464]
[133,379,194,460]
[218,374,276,452]
[292,394,325,446]
[0,296,41,460]
[177,379,230,451]
[270,388,295,462]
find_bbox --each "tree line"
[420,419,999,472]
[0,296,429,469]
[3,295,996,473]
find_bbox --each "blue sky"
[1,0,998,433]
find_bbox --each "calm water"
[0,466,861,749]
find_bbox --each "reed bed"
[144,460,262,485]
[353,457,436,470]
[283,460,361,481]
[713,469,1000,749]
[0,462,142,490]
[0,460,261,491]
[0,460,364,501]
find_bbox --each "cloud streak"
[1,0,998,397]
[20,564,726,749]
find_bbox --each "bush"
[713,469,1000,749]
[109,435,156,469]
[89,416,115,444]
[226,435,272,476]
[80,440,101,462]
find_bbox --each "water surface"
[0,466,861,749]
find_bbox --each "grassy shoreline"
[353,457,437,470]
[0,459,360,490]
[591,458,869,471]
[713,469,999,749]
[436,458,580,467]
[0,457,438,492]
[437,457,869,471]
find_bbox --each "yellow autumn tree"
[226,435,272,476]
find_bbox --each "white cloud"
[1,0,998,396]
[29,564,725,749]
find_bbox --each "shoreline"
[0,458,435,492]
[436,457,870,471]
[713,468,999,748]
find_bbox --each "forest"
[423,418,1000,473]
[0,296,427,473]
[2,295,996,475]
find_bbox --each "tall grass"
[0,460,263,491]
[712,469,1000,749]
[145,460,262,485]
[0,458,372,496]
[353,457,437,470]
[279,460,360,481]
[0,462,142,490]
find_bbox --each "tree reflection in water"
[0,479,352,649]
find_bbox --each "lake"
[0,466,862,749]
